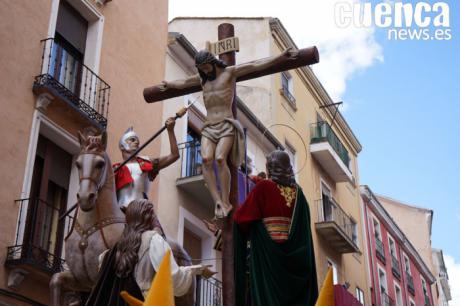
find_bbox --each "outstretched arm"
[158,74,201,91]
[157,117,179,170]
[234,47,299,78]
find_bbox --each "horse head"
[76,127,108,212]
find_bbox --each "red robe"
[233,179,295,243]
[112,157,159,191]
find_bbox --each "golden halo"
[262,123,308,175]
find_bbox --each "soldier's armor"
[117,160,152,208]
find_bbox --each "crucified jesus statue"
[159,48,299,218]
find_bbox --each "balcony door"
[185,127,202,177]
[50,0,87,96]
[321,182,333,221]
[24,135,72,261]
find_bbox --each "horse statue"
[50,128,195,306]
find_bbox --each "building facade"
[431,249,452,306]
[166,17,370,305]
[0,0,168,304]
[376,195,451,306]
[361,186,436,306]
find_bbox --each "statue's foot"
[215,202,233,219]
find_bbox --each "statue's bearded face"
[197,63,217,81]
[124,135,140,152]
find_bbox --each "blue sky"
[343,0,459,259]
[169,0,460,302]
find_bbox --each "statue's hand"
[282,47,299,59]
[158,81,168,92]
[190,265,217,279]
[165,117,176,131]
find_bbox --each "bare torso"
[202,67,236,124]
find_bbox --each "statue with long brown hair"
[87,199,213,305]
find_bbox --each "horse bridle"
[73,152,124,250]
[78,152,108,193]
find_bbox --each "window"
[281,72,296,105]
[183,227,202,265]
[355,287,365,305]
[395,284,403,306]
[184,127,202,177]
[388,236,397,257]
[350,218,358,245]
[51,1,88,95]
[379,268,390,306]
[23,135,73,262]
[327,259,339,285]
[321,182,334,222]
[378,268,388,293]
[404,255,412,275]
[421,277,428,296]
[373,218,382,240]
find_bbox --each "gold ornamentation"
[277,184,296,207]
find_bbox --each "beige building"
[164,16,371,305]
[0,0,167,304]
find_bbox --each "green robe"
[235,186,318,306]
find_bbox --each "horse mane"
[79,127,107,155]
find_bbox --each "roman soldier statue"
[113,118,179,209]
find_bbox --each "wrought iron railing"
[5,244,66,275]
[310,121,350,168]
[34,37,110,128]
[316,198,358,247]
[177,141,256,201]
[406,273,415,295]
[179,141,203,178]
[195,276,222,306]
[5,198,74,274]
[391,255,401,279]
[375,237,386,262]
[381,290,394,306]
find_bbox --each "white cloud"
[445,254,460,306]
[169,0,383,103]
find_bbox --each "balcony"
[391,255,401,280]
[406,274,415,295]
[176,142,255,209]
[375,237,386,263]
[334,284,363,306]
[315,198,360,254]
[195,276,222,306]
[381,291,395,306]
[310,122,353,183]
[5,198,73,276]
[33,38,110,129]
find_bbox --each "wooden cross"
[144,23,319,306]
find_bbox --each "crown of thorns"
[195,50,227,68]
